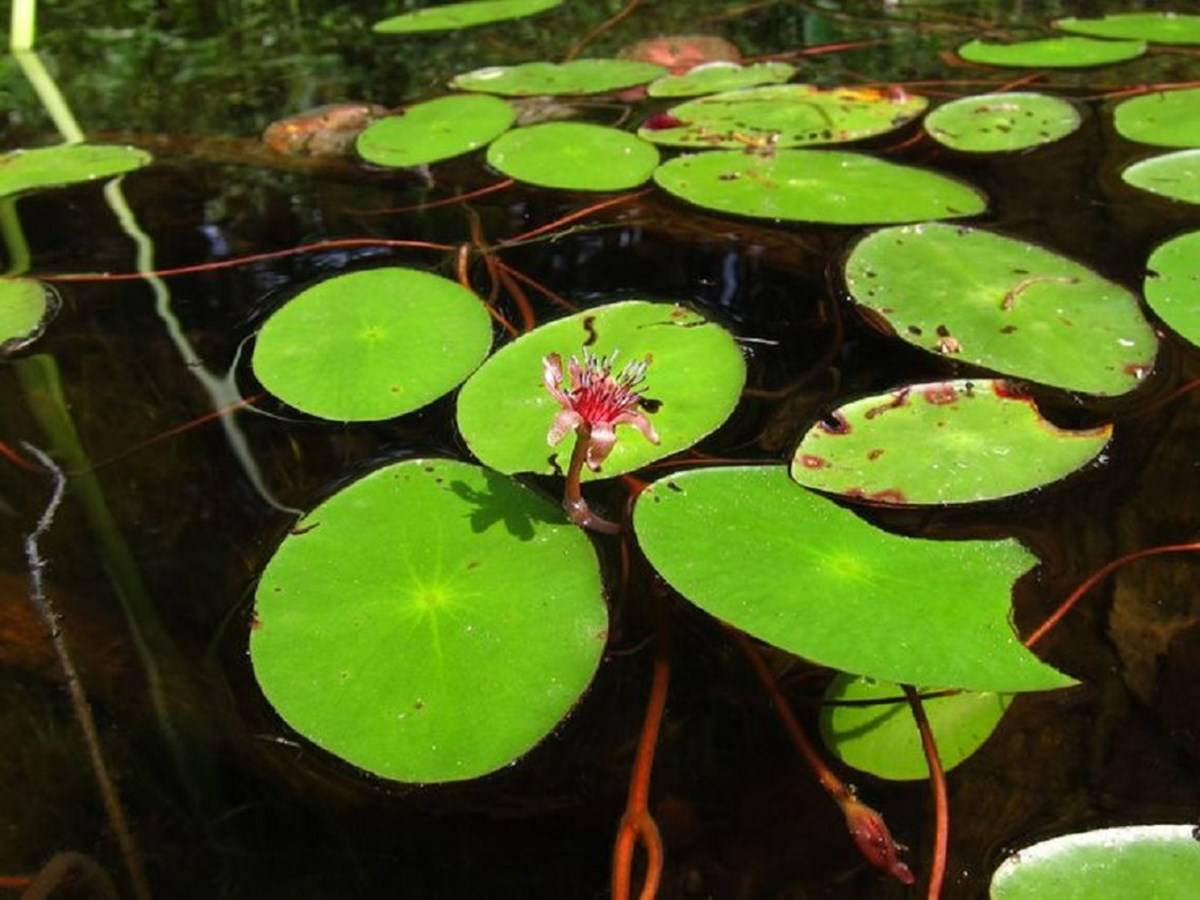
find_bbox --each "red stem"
[353,178,515,215]
[904,685,948,900]
[499,190,650,247]
[493,260,578,311]
[564,0,645,61]
[493,261,537,333]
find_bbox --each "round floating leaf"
[356,95,516,167]
[991,825,1200,900]
[451,59,666,96]
[0,144,151,197]
[374,0,561,34]
[791,380,1111,505]
[456,301,744,480]
[924,92,1081,153]
[251,458,606,783]
[633,465,1075,692]
[1114,88,1200,148]
[0,278,58,354]
[819,674,1012,780]
[1056,12,1200,46]
[1122,149,1200,203]
[1145,230,1200,348]
[646,61,796,98]
[252,267,492,421]
[653,150,986,225]
[638,84,928,148]
[957,37,1145,68]
[845,223,1158,396]
[486,123,659,191]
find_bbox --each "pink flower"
[543,349,660,471]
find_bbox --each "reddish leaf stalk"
[0,875,32,889]
[458,243,518,337]
[499,190,650,247]
[353,178,515,215]
[494,260,578,311]
[565,0,645,61]
[562,427,620,534]
[903,685,948,900]
[0,439,40,471]
[492,261,537,333]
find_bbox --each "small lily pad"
[991,825,1200,899]
[0,278,58,355]
[791,380,1111,505]
[252,267,493,421]
[451,59,666,96]
[819,674,1012,780]
[1056,12,1200,46]
[251,458,606,783]
[646,61,796,98]
[924,92,1081,153]
[957,37,1146,68]
[0,144,151,197]
[356,95,516,167]
[633,465,1075,692]
[486,123,659,191]
[638,84,928,148]
[1114,88,1200,148]
[374,0,561,34]
[1145,230,1200,348]
[653,150,986,225]
[845,223,1158,396]
[1123,149,1200,203]
[456,301,745,480]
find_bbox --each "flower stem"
[562,427,620,534]
[903,684,948,900]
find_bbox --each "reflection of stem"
[563,427,619,534]
[903,685,948,900]
[0,195,31,276]
[564,0,645,61]
[9,0,36,51]
[12,50,84,143]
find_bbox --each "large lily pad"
[957,37,1146,68]
[633,465,1075,692]
[1145,230,1200,348]
[0,278,57,355]
[251,458,606,783]
[924,92,1081,153]
[654,150,985,225]
[1122,149,1200,203]
[0,144,151,197]
[844,223,1158,396]
[991,825,1200,899]
[374,0,561,34]
[252,267,493,421]
[791,380,1110,505]
[456,301,744,480]
[486,123,659,191]
[819,674,1012,780]
[451,59,665,96]
[646,61,795,99]
[1114,88,1200,148]
[1056,12,1200,46]
[638,84,928,149]
[356,94,516,167]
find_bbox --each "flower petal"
[547,409,582,446]
[542,353,571,406]
[585,424,616,471]
[614,410,661,445]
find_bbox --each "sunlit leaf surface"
[374,0,562,34]
[486,122,659,190]
[451,58,665,96]
[1122,148,1200,203]
[957,37,1146,68]
[356,94,516,166]
[924,92,1081,153]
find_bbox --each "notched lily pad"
[791,379,1111,505]
[451,58,666,96]
[374,0,561,34]
[957,37,1146,68]
[0,277,59,355]
[486,122,659,191]
[646,61,795,98]
[1122,148,1200,203]
[1114,88,1200,148]
[924,92,1081,153]
[1145,230,1200,348]
[0,144,151,197]
[1055,12,1200,46]
[356,94,516,167]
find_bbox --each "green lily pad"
[0,278,57,355]
[251,458,606,783]
[791,379,1111,505]
[486,123,659,191]
[456,301,744,480]
[1145,230,1200,348]
[924,92,1081,153]
[356,95,516,167]
[957,37,1146,68]
[451,59,666,96]
[0,144,151,197]
[991,825,1200,900]
[819,674,1012,780]
[374,0,561,34]
[1123,149,1200,204]
[845,223,1158,396]
[1114,88,1200,148]
[646,61,796,99]
[252,267,492,421]
[1056,12,1200,46]
[633,465,1075,692]
[638,84,928,148]
[653,150,986,225]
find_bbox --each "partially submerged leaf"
[451,59,665,96]
[646,61,795,98]
[924,92,1081,153]
[486,122,659,191]
[1055,12,1200,46]
[0,278,58,355]
[957,37,1146,68]
[0,144,151,197]
[374,0,561,34]
[1114,88,1200,148]
[1122,149,1200,203]
[356,94,516,167]
[1145,230,1200,348]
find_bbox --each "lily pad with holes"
[653,150,986,225]
[638,84,928,149]
[252,267,492,421]
[646,61,796,99]
[991,825,1200,899]
[456,301,744,480]
[633,465,1074,691]
[451,59,666,96]
[957,37,1145,68]
[819,674,1012,781]
[924,92,1081,153]
[486,122,659,191]
[251,458,606,783]
[0,278,58,355]
[0,144,151,197]
[845,223,1158,395]
[790,380,1111,505]
[1056,12,1200,46]
[1114,88,1200,148]
[1145,230,1200,348]
[374,0,561,34]
[1123,149,1200,203]
[356,95,516,167]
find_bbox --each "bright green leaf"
[1123,149,1200,203]
[451,59,665,96]
[924,92,1081,153]
[486,122,659,191]
[646,61,796,98]
[1145,230,1200,348]
[957,37,1145,68]
[0,278,56,354]
[1055,12,1200,45]
[1114,88,1200,148]
[374,0,561,34]
[0,144,151,197]
[356,95,516,167]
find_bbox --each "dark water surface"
[2,1,1200,897]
